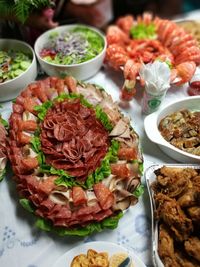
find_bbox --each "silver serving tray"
[145,164,200,267]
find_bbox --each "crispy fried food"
[153,166,200,267]
[70,254,89,267]
[87,249,109,267]
[158,224,179,267]
[177,189,198,208]
[175,250,200,267]
[70,249,109,267]
[185,237,200,263]
[188,206,200,222]
[155,193,193,241]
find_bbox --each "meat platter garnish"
[0,115,8,181]
[158,109,200,156]
[152,166,200,267]
[105,12,200,101]
[8,76,143,236]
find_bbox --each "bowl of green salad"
[34,24,106,80]
[0,39,37,102]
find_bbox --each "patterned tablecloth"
[0,66,189,267]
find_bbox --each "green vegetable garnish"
[130,23,156,40]
[133,184,145,198]
[19,198,35,213]
[0,50,32,83]
[0,117,8,129]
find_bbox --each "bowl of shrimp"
[34,24,107,80]
[144,96,200,163]
[104,13,200,101]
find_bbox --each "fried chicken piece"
[154,167,195,198]
[175,250,200,267]
[158,224,179,267]
[185,237,200,263]
[177,189,198,208]
[155,193,193,241]
[188,206,200,222]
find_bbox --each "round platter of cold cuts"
[8,76,143,236]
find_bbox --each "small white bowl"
[34,24,106,80]
[0,39,37,102]
[144,96,200,163]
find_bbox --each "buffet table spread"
[0,66,189,267]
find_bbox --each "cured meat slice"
[118,147,138,160]
[72,186,87,206]
[93,183,115,210]
[111,163,131,179]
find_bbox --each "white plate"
[52,241,146,267]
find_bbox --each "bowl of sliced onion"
[34,24,106,80]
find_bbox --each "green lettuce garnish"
[35,211,123,236]
[130,23,156,40]
[34,101,53,121]
[0,168,6,182]
[133,184,145,198]
[19,198,35,213]
[95,105,113,131]
[0,116,8,129]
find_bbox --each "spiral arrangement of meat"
[105,13,200,100]
[8,76,143,235]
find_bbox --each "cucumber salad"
[40,26,104,65]
[0,50,32,83]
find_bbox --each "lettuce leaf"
[130,23,156,40]
[34,100,53,121]
[95,105,113,131]
[0,117,8,129]
[0,168,6,182]
[19,198,35,213]
[133,184,144,198]
[35,211,123,236]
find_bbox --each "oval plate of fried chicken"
[145,164,200,267]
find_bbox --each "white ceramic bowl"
[34,24,106,80]
[0,39,37,102]
[144,96,200,163]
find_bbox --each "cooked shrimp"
[106,25,129,45]
[174,61,196,85]
[105,44,129,70]
[116,15,134,34]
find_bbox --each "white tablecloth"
[0,66,190,267]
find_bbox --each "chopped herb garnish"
[130,23,156,40]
